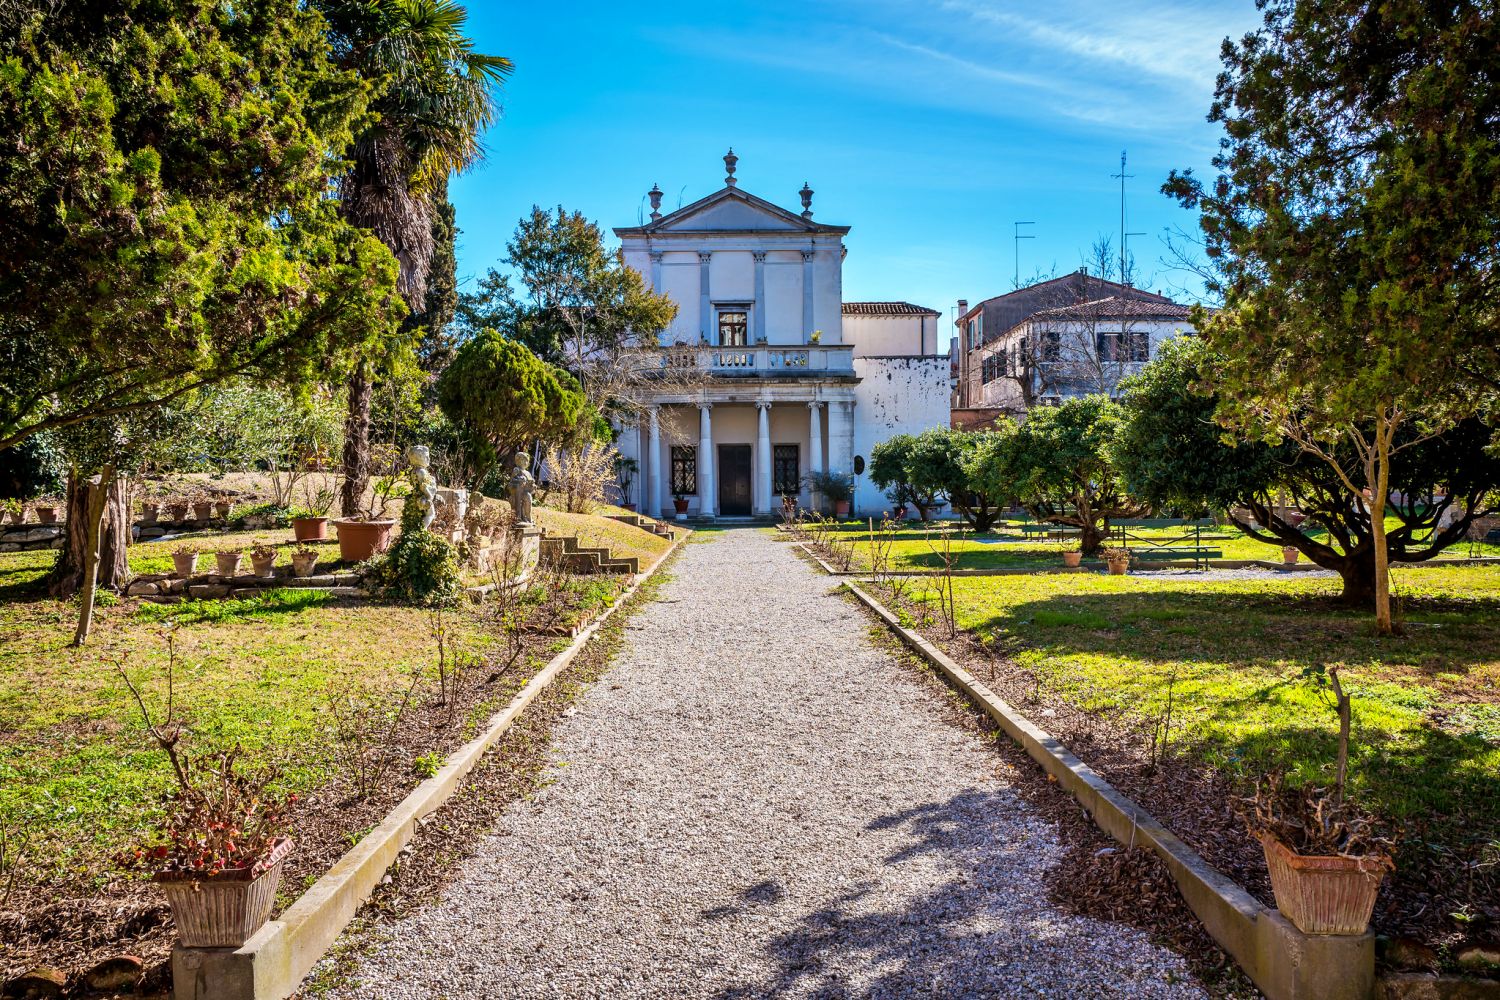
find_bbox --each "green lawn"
[887,563,1500,938]
[817,517,1500,573]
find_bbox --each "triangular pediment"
[619,186,849,236]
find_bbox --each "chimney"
[957,299,968,322]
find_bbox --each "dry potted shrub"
[171,547,199,579]
[215,549,243,576]
[290,547,319,578]
[332,471,406,561]
[1101,546,1131,575]
[191,493,214,522]
[33,495,61,523]
[1282,545,1300,564]
[1241,666,1394,935]
[1061,542,1083,568]
[214,498,233,520]
[166,497,190,522]
[291,480,335,542]
[116,649,295,948]
[0,497,20,525]
[249,544,277,578]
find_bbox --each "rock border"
[843,578,1375,1000]
[169,535,682,1000]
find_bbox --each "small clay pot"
[291,552,318,578]
[168,503,190,522]
[140,503,160,525]
[1062,550,1083,568]
[214,551,242,576]
[193,502,213,521]
[250,552,276,577]
[1282,546,1300,565]
[35,506,58,524]
[171,551,198,578]
[292,517,329,542]
[214,501,233,519]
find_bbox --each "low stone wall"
[0,523,64,552]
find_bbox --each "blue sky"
[452,0,1261,336]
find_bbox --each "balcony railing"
[633,344,856,376]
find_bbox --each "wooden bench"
[1019,524,1081,538]
[1130,547,1222,563]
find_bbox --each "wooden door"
[718,444,752,516]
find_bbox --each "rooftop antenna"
[1111,150,1145,286]
[1013,221,1035,288]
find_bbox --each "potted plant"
[672,491,690,519]
[249,544,277,578]
[167,499,190,522]
[1062,548,1083,568]
[807,471,854,519]
[1242,667,1393,936]
[215,549,243,576]
[1,498,20,525]
[34,497,60,524]
[292,484,335,542]
[1282,545,1300,565]
[192,496,213,522]
[1101,547,1131,575]
[214,499,233,520]
[290,547,319,578]
[331,475,405,562]
[809,329,822,344]
[117,659,295,950]
[139,499,160,525]
[171,547,199,579]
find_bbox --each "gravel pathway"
[324,529,1207,1000]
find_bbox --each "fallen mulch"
[0,573,635,997]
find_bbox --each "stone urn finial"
[648,183,663,220]
[724,147,738,187]
[800,181,814,219]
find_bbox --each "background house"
[612,152,949,518]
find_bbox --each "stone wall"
[0,523,64,552]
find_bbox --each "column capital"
[755,400,772,411]
[800,249,815,263]
[806,400,821,409]
[698,251,713,264]
[649,250,664,263]
[697,401,714,411]
[752,250,767,263]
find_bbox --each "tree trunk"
[72,465,119,646]
[1335,557,1377,608]
[1079,520,1105,556]
[50,468,129,599]
[341,363,373,518]
[1369,420,1395,635]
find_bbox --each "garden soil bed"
[873,584,1499,985]
[0,574,635,997]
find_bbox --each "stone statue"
[406,444,439,532]
[508,451,537,526]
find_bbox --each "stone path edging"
[170,537,681,1000]
[842,579,1376,1000]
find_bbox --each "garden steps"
[539,533,639,575]
[125,570,364,600]
[605,513,677,540]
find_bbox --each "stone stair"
[127,569,366,602]
[606,513,677,540]
[539,534,639,575]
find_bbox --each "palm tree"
[317,0,512,515]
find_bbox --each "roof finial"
[799,181,814,219]
[648,183,662,221]
[724,147,738,187]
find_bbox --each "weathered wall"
[843,314,939,358]
[851,356,953,514]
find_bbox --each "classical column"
[800,248,815,339]
[752,251,767,343]
[807,401,823,507]
[756,401,772,514]
[698,251,712,342]
[697,403,715,517]
[827,399,854,478]
[647,406,663,518]
[649,250,663,295]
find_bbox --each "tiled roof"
[1029,296,1194,321]
[842,301,940,316]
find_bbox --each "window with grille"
[718,310,748,346]
[1041,331,1061,361]
[773,445,800,497]
[670,446,697,495]
[1127,331,1150,362]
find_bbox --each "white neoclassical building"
[612,150,949,519]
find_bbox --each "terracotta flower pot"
[171,552,198,579]
[214,501,233,519]
[4,510,20,525]
[834,500,851,518]
[192,502,213,521]
[1282,546,1300,565]
[35,506,58,524]
[157,838,293,949]
[168,503,190,522]
[673,498,690,515]
[140,503,160,525]
[1260,835,1390,936]
[250,552,276,578]
[1104,553,1130,575]
[291,516,329,542]
[215,552,242,576]
[291,552,318,578]
[1062,551,1083,568]
[332,519,395,562]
